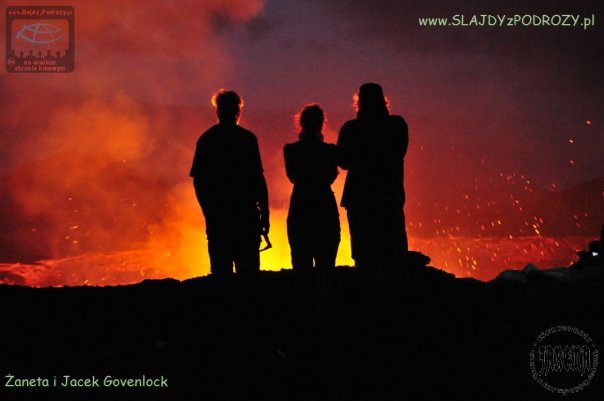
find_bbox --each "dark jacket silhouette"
[284,105,340,269]
[190,90,269,276]
[337,83,408,269]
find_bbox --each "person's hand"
[260,210,270,235]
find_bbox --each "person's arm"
[337,121,353,170]
[253,137,270,235]
[283,144,295,184]
[189,140,201,178]
[190,140,209,210]
[393,116,408,206]
[328,144,339,185]
[258,175,270,235]
[386,116,408,166]
[399,117,409,158]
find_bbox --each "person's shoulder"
[283,141,301,156]
[197,124,219,144]
[232,125,260,148]
[341,119,358,129]
[199,123,221,137]
[339,119,359,135]
[388,114,406,123]
[324,142,338,158]
[323,141,337,151]
[236,125,258,140]
[388,114,407,127]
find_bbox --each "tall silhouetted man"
[337,83,408,270]
[190,90,270,276]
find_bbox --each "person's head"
[296,103,325,139]
[211,89,243,124]
[354,82,389,119]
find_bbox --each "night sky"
[1,0,603,285]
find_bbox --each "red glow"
[0,1,601,287]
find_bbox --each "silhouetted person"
[284,104,340,270]
[337,83,408,270]
[190,90,270,277]
[26,50,35,61]
[44,50,54,60]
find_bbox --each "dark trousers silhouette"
[347,206,407,269]
[287,215,340,270]
[204,211,260,276]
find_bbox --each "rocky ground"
[0,262,602,401]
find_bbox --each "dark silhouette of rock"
[1,258,602,401]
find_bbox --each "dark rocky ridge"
[0,263,602,401]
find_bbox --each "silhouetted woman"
[284,104,340,270]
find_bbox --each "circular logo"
[529,326,599,395]
[16,23,64,45]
